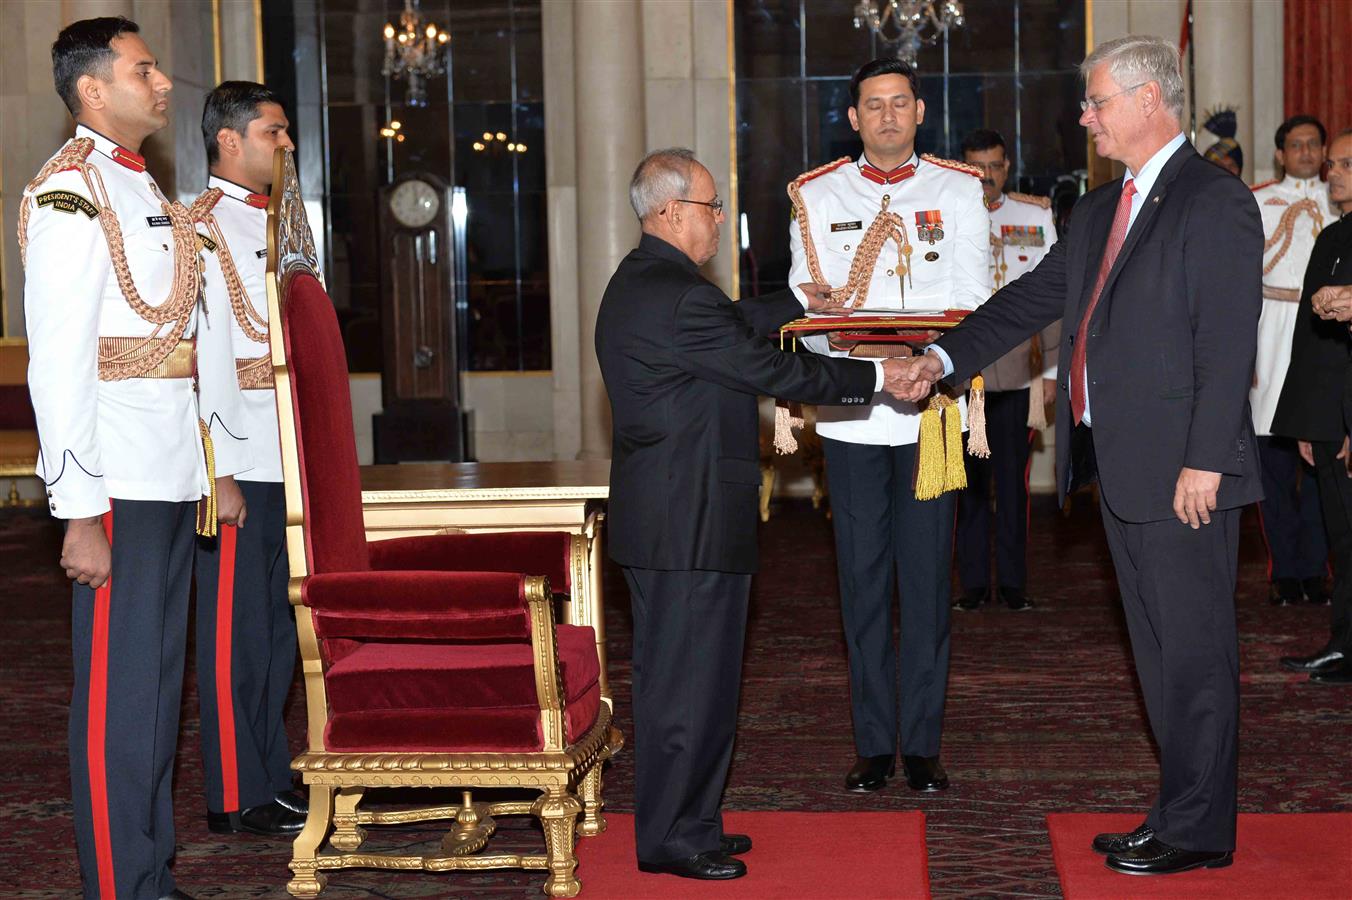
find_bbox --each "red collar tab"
[110,146,146,172]
[986,197,1003,212]
[859,162,915,185]
[245,193,269,209]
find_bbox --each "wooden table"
[360,459,612,698]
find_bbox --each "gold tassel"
[944,398,968,492]
[914,396,948,500]
[196,418,217,537]
[773,401,804,455]
[1026,381,1047,430]
[967,375,990,459]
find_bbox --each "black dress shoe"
[845,754,895,792]
[720,833,752,855]
[207,799,307,836]
[1280,646,1345,674]
[901,755,949,792]
[1311,661,1352,684]
[1105,837,1232,875]
[1302,577,1331,605]
[953,588,988,611]
[1092,823,1154,855]
[273,788,309,815]
[1269,578,1302,606]
[638,851,746,880]
[999,586,1035,611]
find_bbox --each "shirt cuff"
[1041,364,1057,380]
[791,284,810,311]
[873,360,885,392]
[928,344,955,378]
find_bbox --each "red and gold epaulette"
[1007,191,1052,210]
[791,157,852,189]
[1250,178,1278,193]
[26,137,95,194]
[190,187,225,222]
[921,154,983,178]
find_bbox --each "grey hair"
[629,148,697,221]
[1081,34,1185,119]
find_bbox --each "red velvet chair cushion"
[303,570,530,641]
[323,625,602,752]
[367,532,574,594]
[282,272,370,574]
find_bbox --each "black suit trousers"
[623,566,752,864]
[1310,441,1352,652]
[69,499,195,899]
[1255,435,1326,582]
[957,387,1033,592]
[1098,498,1241,852]
[823,438,953,758]
[195,480,296,815]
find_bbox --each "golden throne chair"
[265,149,621,898]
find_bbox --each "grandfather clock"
[373,172,469,462]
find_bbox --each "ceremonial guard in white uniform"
[1250,114,1334,605]
[788,59,988,794]
[192,82,306,838]
[953,129,1059,612]
[22,18,246,898]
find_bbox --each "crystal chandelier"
[853,0,965,68]
[382,0,449,107]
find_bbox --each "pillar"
[573,0,644,459]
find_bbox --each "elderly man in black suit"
[595,148,913,881]
[896,35,1263,875]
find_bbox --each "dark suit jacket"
[935,142,1264,523]
[1270,215,1352,443]
[596,234,877,573]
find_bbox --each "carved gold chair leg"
[287,783,335,898]
[759,464,776,522]
[329,785,366,851]
[575,764,606,837]
[536,787,583,898]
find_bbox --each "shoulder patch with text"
[35,190,98,219]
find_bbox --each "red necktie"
[1070,179,1137,425]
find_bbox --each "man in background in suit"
[896,35,1263,875]
[1271,127,1352,685]
[595,148,915,881]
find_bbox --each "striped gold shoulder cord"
[192,191,273,389]
[20,138,217,534]
[1264,199,1323,279]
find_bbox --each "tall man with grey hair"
[597,148,917,880]
[896,35,1263,874]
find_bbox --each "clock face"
[390,179,440,228]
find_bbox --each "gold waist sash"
[98,337,195,380]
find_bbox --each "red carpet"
[1048,812,1352,899]
[576,811,930,899]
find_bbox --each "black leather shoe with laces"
[638,851,747,880]
[206,799,306,836]
[720,833,752,855]
[1105,837,1232,875]
[901,755,949,792]
[1092,823,1154,855]
[845,754,895,792]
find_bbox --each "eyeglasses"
[669,197,724,213]
[1080,82,1147,113]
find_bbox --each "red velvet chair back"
[280,272,370,574]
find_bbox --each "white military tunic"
[22,125,243,520]
[788,153,990,445]
[196,176,281,482]
[1249,175,1335,435]
[982,192,1059,391]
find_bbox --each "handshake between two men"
[797,281,949,404]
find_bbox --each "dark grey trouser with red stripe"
[194,480,295,815]
[69,499,195,899]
